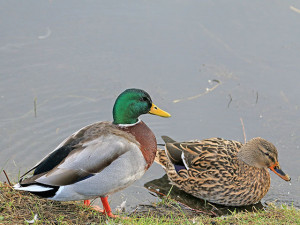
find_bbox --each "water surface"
[1,0,299,212]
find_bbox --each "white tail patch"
[13,183,21,189]
[13,183,53,192]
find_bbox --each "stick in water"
[3,170,12,186]
[240,118,247,144]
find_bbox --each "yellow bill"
[148,103,171,117]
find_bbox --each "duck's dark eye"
[264,152,270,156]
[141,97,148,102]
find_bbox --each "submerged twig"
[34,97,37,118]
[256,92,258,104]
[173,80,221,103]
[228,94,232,108]
[290,5,300,14]
[240,118,247,144]
[3,170,12,186]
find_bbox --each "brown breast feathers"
[118,121,157,170]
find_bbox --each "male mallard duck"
[14,88,170,217]
[155,136,290,206]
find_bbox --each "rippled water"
[1,0,300,212]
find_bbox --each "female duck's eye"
[264,152,270,156]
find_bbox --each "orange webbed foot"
[101,196,129,219]
[91,205,105,213]
[84,198,129,219]
[83,199,105,213]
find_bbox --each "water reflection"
[144,174,264,217]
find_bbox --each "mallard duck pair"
[14,89,171,218]
[155,136,290,206]
[14,88,290,218]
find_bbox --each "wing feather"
[20,122,139,187]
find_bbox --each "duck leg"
[100,196,118,218]
[84,197,118,218]
[83,200,90,206]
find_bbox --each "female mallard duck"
[155,136,290,206]
[14,88,170,217]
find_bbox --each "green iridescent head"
[112,88,170,125]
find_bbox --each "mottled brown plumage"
[155,136,290,206]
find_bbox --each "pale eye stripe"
[257,147,276,162]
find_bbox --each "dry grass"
[0,182,106,224]
[0,181,299,225]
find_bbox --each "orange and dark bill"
[148,103,171,118]
[269,162,291,181]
